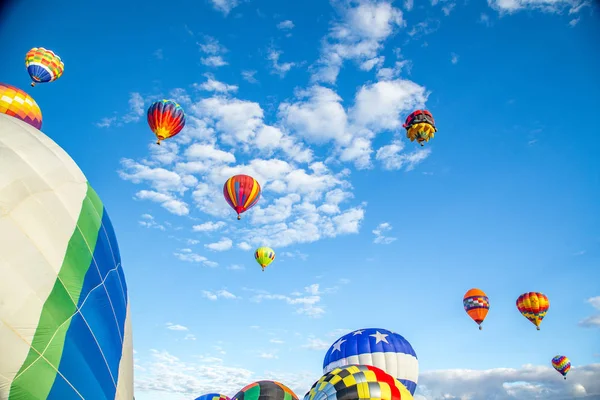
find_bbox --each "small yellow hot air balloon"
[255,247,275,272]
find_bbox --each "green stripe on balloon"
[9,183,104,398]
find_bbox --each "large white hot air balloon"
[0,113,133,399]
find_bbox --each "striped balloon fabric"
[0,82,42,129]
[552,355,571,379]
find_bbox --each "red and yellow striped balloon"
[516,292,550,330]
[0,83,42,129]
[223,174,261,220]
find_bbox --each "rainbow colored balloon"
[0,114,133,399]
[232,381,298,400]
[25,47,65,87]
[223,174,262,220]
[147,99,186,144]
[0,83,42,129]
[552,355,571,380]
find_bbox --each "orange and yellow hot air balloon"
[463,288,489,330]
[223,174,261,220]
[0,83,42,129]
[516,292,549,330]
[147,100,186,145]
[403,110,437,146]
[25,47,65,87]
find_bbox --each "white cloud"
[480,12,492,25]
[250,283,331,317]
[259,352,278,359]
[192,221,226,232]
[270,338,285,344]
[194,73,238,93]
[277,20,295,30]
[166,323,189,331]
[302,337,331,350]
[579,296,600,328]
[241,70,258,83]
[487,0,587,14]
[415,363,600,400]
[376,139,432,171]
[201,289,238,301]
[96,92,145,128]
[205,237,233,251]
[201,56,228,67]
[209,0,240,15]
[267,49,296,77]
[153,49,164,59]
[311,0,405,84]
[238,241,253,250]
[450,52,459,64]
[139,214,166,230]
[227,264,245,270]
[173,249,218,268]
[373,222,397,244]
[198,36,228,67]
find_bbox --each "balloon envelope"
[304,364,413,400]
[552,355,571,379]
[463,288,490,329]
[147,99,186,144]
[516,292,550,329]
[255,246,275,270]
[232,380,298,400]
[0,114,133,399]
[0,82,42,129]
[223,174,261,219]
[323,328,418,395]
[195,394,231,400]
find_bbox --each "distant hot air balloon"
[147,99,186,144]
[25,47,65,87]
[0,114,133,399]
[323,328,419,396]
[255,247,275,272]
[232,380,298,400]
[195,394,231,400]
[403,110,437,146]
[552,355,571,380]
[0,83,42,129]
[304,365,414,400]
[516,292,550,330]
[223,174,261,220]
[463,288,490,330]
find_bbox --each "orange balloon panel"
[463,288,489,328]
[0,83,42,130]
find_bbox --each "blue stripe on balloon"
[400,379,416,395]
[27,65,51,83]
[48,210,127,399]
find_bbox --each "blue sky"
[2,0,600,398]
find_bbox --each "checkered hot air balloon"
[304,364,413,400]
[223,174,261,220]
[516,292,550,330]
[0,83,42,129]
[552,355,571,380]
[232,380,298,400]
[195,394,231,400]
[463,288,490,330]
[323,328,419,395]
[403,110,437,146]
[25,47,64,87]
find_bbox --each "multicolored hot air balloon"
[195,394,231,400]
[223,174,261,220]
[304,365,414,400]
[0,113,133,399]
[463,288,490,330]
[147,99,186,145]
[0,83,42,129]
[516,292,550,330]
[255,247,275,272]
[403,110,437,146]
[25,47,65,87]
[232,380,298,400]
[552,355,571,380]
[323,328,419,396]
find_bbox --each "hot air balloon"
[232,380,298,400]
[255,247,275,272]
[304,365,413,400]
[463,288,490,330]
[552,355,571,380]
[195,394,231,400]
[323,328,419,396]
[403,110,437,146]
[0,83,42,129]
[223,174,261,220]
[0,114,133,399]
[25,47,65,87]
[147,99,186,145]
[516,292,550,330]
